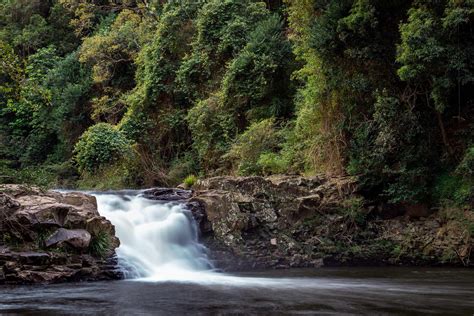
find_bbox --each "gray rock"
[45,228,91,249]
[142,188,192,201]
[0,184,121,284]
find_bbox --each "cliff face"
[190,176,473,270]
[0,185,121,284]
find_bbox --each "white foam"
[95,194,213,279]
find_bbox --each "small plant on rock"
[183,175,198,188]
[89,231,111,258]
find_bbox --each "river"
[1,191,473,315]
[0,268,473,315]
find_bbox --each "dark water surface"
[1,267,473,315]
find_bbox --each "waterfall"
[94,192,214,281]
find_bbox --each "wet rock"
[176,183,187,190]
[142,188,192,201]
[191,191,249,247]
[0,245,9,254]
[45,228,91,249]
[186,201,212,235]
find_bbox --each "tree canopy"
[1,0,473,208]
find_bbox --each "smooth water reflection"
[1,268,473,315]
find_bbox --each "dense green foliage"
[284,0,473,207]
[1,0,473,211]
[74,122,131,173]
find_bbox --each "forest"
[0,0,473,210]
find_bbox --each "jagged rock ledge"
[0,185,122,285]
[176,175,472,270]
[2,175,471,284]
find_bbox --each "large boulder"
[45,228,91,249]
[0,185,122,284]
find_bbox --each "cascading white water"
[94,192,214,281]
[92,192,350,288]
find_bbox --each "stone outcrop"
[142,188,193,201]
[3,176,469,283]
[45,228,91,249]
[187,175,473,270]
[0,185,122,284]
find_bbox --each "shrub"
[167,152,199,185]
[76,149,143,190]
[225,118,282,175]
[74,123,132,173]
[348,93,431,203]
[257,152,287,175]
[118,104,152,142]
[434,173,472,206]
[89,230,111,258]
[0,162,77,189]
[187,94,235,172]
[341,197,367,226]
[183,175,198,188]
[456,146,474,179]
[221,14,294,123]
[434,147,474,206]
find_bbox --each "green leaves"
[74,123,132,173]
[79,10,144,85]
[221,14,292,124]
[397,7,443,81]
[397,0,474,112]
[225,118,284,176]
[1,0,473,201]
[187,94,235,171]
[0,1,78,56]
[352,91,432,203]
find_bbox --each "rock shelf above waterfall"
[142,188,193,201]
[187,175,473,270]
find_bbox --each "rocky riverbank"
[188,175,473,270]
[0,185,121,284]
[1,175,472,284]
